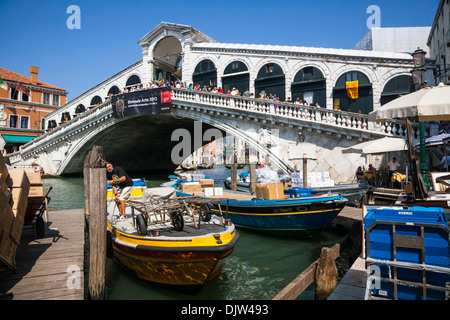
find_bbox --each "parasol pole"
[420,122,433,191]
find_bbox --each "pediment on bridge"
[137,22,216,48]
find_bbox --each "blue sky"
[0,0,440,101]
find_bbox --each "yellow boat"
[106,187,239,289]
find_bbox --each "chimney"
[30,66,39,85]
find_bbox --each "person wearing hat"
[231,88,237,96]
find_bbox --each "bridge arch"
[126,74,141,87]
[291,66,326,106]
[221,60,250,94]
[380,74,414,106]
[192,58,217,88]
[332,70,373,114]
[254,61,286,100]
[90,95,103,106]
[107,85,120,96]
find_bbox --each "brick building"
[0,66,67,153]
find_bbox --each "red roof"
[0,67,66,92]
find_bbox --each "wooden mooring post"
[230,154,237,191]
[273,235,350,300]
[249,162,257,194]
[84,146,107,300]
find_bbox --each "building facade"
[0,66,67,153]
[427,0,450,85]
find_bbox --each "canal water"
[42,165,351,300]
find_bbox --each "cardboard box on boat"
[255,182,284,200]
[181,182,202,193]
[200,179,214,189]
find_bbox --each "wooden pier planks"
[0,209,85,300]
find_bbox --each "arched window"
[126,75,141,87]
[333,71,373,114]
[222,61,249,93]
[255,63,285,101]
[193,59,217,88]
[381,75,414,105]
[291,67,326,106]
[90,95,102,106]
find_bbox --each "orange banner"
[346,80,359,99]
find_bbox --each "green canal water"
[42,166,352,300]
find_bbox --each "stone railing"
[171,88,410,137]
[8,100,114,164]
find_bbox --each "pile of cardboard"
[0,155,31,271]
[255,182,285,200]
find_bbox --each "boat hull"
[211,196,347,231]
[107,221,239,287]
[224,180,369,206]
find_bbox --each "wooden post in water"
[85,146,107,300]
[83,151,92,221]
[315,247,338,300]
[231,153,237,191]
[302,153,308,188]
[249,162,257,194]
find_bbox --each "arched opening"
[90,95,102,106]
[291,66,326,106]
[333,71,373,114]
[75,104,86,115]
[153,36,183,83]
[255,63,285,101]
[193,59,217,88]
[381,75,414,105]
[126,75,141,88]
[222,61,249,94]
[108,85,120,96]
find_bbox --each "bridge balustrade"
[171,88,408,137]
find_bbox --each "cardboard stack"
[255,182,284,200]
[0,155,30,270]
[22,169,44,225]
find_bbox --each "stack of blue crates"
[364,206,450,300]
[289,188,312,198]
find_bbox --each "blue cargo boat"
[208,195,348,231]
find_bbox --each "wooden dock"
[0,209,85,300]
[327,206,368,300]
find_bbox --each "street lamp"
[410,47,433,191]
[411,48,427,91]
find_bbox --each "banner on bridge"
[111,87,172,118]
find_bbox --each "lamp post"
[410,47,433,192]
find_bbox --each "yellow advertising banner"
[346,80,359,99]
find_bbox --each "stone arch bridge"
[9,89,412,183]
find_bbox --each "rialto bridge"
[7,22,431,182]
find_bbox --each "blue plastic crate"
[365,206,450,300]
[289,188,312,198]
[364,206,450,268]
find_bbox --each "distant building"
[427,0,450,85]
[0,66,68,153]
[355,27,432,56]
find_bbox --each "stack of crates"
[364,206,450,300]
[0,155,30,271]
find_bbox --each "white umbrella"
[368,83,450,122]
[343,137,407,154]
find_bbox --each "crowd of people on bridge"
[113,79,326,109]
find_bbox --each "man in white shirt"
[387,157,401,187]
